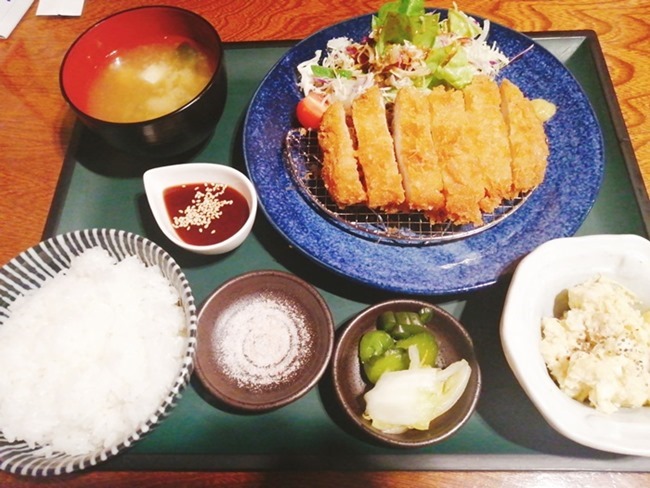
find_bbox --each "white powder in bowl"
[213,294,313,390]
[0,248,187,457]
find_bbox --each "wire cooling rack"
[284,128,530,245]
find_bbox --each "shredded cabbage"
[297,1,510,106]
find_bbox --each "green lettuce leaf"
[425,44,475,89]
[372,0,435,55]
[311,65,353,79]
[446,7,481,38]
[370,0,485,89]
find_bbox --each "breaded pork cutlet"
[499,79,550,194]
[318,101,367,208]
[463,75,513,212]
[392,86,445,213]
[352,86,405,209]
[428,86,484,225]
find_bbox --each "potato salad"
[540,275,650,414]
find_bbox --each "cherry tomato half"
[295,93,328,129]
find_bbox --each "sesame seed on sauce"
[163,182,249,246]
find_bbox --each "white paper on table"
[36,0,84,16]
[0,0,35,39]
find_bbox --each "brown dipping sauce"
[164,182,249,246]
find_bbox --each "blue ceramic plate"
[243,12,604,296]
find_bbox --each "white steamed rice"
[0,248,187,457]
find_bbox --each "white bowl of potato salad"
[501,234,650,456]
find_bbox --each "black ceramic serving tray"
[45,31,650,471]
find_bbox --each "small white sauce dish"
[143,162,257,255]
[501,233,650,456]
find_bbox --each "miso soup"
[87,41,213,123]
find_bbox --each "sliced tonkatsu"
[463,75,513,212]
[428,86,484,225]
[314,77,552,227]
[318,101,367,208]
[351,85,405,210]
[499,79,549,194]
[392,86,445,213]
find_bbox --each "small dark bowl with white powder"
[195,270,334,412]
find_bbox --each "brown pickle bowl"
[332,299,481,448]
[59,6,226,158]
[195,270,335,413]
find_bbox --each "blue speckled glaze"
[243,12,604,296]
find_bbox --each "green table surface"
[46,31,649,471]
